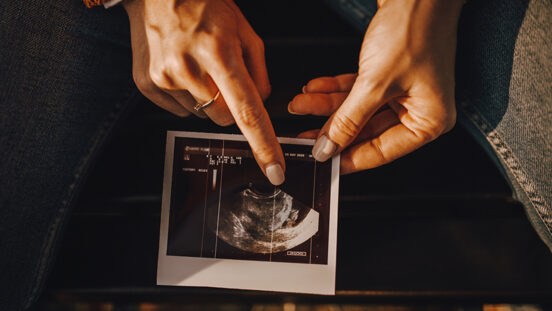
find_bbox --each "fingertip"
[312,135,337,162]
[305,74,357,93]
[266,162,285,186]
[306,77,334,93]
[288,94,311,114]
[288,101,306,115]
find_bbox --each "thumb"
[312,78,387,162]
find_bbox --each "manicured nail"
[302,85,308,93]
[287,102,305,115]
[312,135,337,162]
[266,163,285,185]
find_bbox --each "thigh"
[0,1,135,310]
[455,0,552,251]
[325,0,552,251]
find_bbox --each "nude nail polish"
[312,135,337,162]
[266,163,285,185]
[288,102,305,115]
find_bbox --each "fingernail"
[266,163,285,185]
[287,102,305,115]
[302,85,308,93]
[312,135,337,162]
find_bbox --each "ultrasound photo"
[166,135,332,264]
[158,131,339,294]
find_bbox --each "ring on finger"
[194,91,220,111]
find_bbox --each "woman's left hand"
[288,0,464,174]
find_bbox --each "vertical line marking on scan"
[200,140,211,257]
[269,190,276,261]
[212,157,217,191]
[214,140,224,258]
[310,160,317,264]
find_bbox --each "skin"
[289,0,465,175]
[123,0,464,181]
[123,0,285,184]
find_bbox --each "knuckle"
[329,113,362,143]
[235,104,266,128]
[413,102,457,142]
[417,120,445,142]
[133,71,155,95]
[149,66,167,88]
[432,108,457,136]
[164,54,183,74]
[252,35,265,53]
[347,137,387,173]
[355,78,387,102]
[197,34,231,61]
[149,66,183,91]
[260,83,271,101]
[198,35,219,53]
[416,127,438,143]
[365,138,387,165]
[433,98,457,133]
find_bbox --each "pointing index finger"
[205,48,285,185]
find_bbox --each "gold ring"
[194,91,220,111]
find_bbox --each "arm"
[85,0,286,185]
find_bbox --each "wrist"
[123,0,140,16]
[415,0,465,28]
[397,0,464,45]
[382,0,464,27]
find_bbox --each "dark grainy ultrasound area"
[167,137,332,264]
[213,185,319,254]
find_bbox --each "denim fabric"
[0,1,135,310]
[327,0,552,251]
[1,0,551,310]
[456,0,552,252]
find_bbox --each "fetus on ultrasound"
[209,182,319,254]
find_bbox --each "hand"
[124,0,285,185]
[288,0,464,174]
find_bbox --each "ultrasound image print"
[167,136,332,264]
[212,184,319,254]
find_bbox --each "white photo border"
[157,131,340,295]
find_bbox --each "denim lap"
[0,1,135,309]
[325,0,552,250]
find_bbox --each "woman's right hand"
[123,0,286,185]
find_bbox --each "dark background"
[40,0,552,307]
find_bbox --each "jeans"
[0,1,135,309]
[0,0,550,310]
[327,0,552,249]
